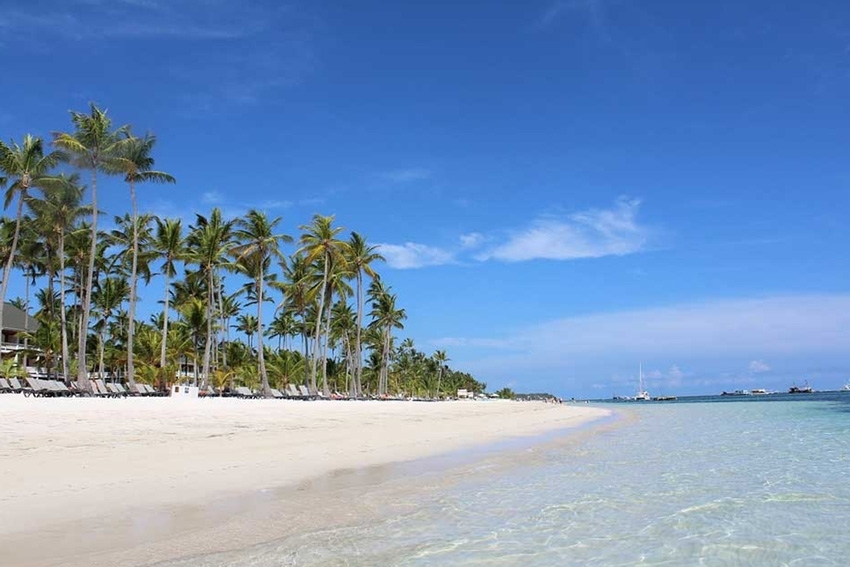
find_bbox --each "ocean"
[157,393,850,566]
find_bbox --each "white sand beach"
[0,397,607,567]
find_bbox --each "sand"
[0,396,608,566]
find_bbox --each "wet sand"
[0,396,608,566]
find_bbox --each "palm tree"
[53,104,130,389]
[92,277,129,379]
[112,133,175,387]
[0,135,61,349]
[153,218,185,373]
[346,232,383,398]
[186,208,234,386]
[271,254,315,387]
[231,210,291,398]
[368,280,406,396]
[433,349,450,398]
[234,313,259,349]
[297,215,347,394]
[28,174,88,381]
[267,310,295,351]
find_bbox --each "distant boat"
[789,381,813,394]
[635,364,650,401]
[751,389,770,395]
[612,395,634,401]
[842,381,850,392]
[653,395,677,401]
[721,389,751,397]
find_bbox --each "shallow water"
[158,396,850,566]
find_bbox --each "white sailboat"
[635,363,650,401]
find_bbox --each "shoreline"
[0,397,610,567]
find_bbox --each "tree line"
[0,104,486,398]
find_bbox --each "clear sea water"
[160,394,850,566]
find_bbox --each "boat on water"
[653,395,677,401]
[635,364,650,401]
[751,388,770,395]
[842,381,850,392]
[721,389,750,397]
[789,381,813,394]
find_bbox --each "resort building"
[1,302,39,357]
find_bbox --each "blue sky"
[2,0,849,396]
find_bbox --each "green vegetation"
[0,104,486,398]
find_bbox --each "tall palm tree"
[186,208,234,386]
[368,280,406,396]
[346,232,383,398]
[271,254,315,387]
[231,210,292,397]
[297,215,347,394]
[28,174,88,381]
[433,349,450,398]
[112,133,175,387]
[153,218,185,372]
[53,104,130,390]
[92,277,129,379]
[110,212,154,387]
[0,135,61,348]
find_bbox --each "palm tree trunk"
[436,367,443,398]
[201,267,214,388]
[320,284,332,397]
[257,274,271,398]
[126,181,139,388]
[354,271,364,398]
[159,271,170,371]
[0,189,27,352]
[98,328,105,380]
[218,280,227,369]
[309,258,329,394]
[301,322,309,387]
[58,232,71,382]
[78,171,98,391]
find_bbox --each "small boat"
[653,395,677,401]
[721,389,750,397]
[842,381,850,392]
[788,381,813,394]
[751,389,769,395]
[634,364,650,401]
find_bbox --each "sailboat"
[635,364,650,401]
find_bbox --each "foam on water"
[157,397,850,566]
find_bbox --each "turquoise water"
[162,396,850,566]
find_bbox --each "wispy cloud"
[376,242,456,269]
[435,294,850,392]
[379,198,652,269]
[0,2,317,109]
[478,197,649,262]
[378,168,432,183]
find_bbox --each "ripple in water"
[159,398,850,566]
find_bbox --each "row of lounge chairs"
[0,377,166,397]
[202,384,336,400]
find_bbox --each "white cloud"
[202,191,224,205]
[749,360,771,373]
[459,232,485,249]
[478,197,649,262]
[442,295,850,390]
[377,243,455,269]
[379,168,431,183]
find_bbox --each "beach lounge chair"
[284,384,299,398]
[44,380,74,397]
[9,377,31,395]
[270,388,285,399]
[144,384,163,396]
[113,383,132,396]
[233,386,254,398]
[298,385,315,400]
[25,378,54,397]
[0,377,12,393]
